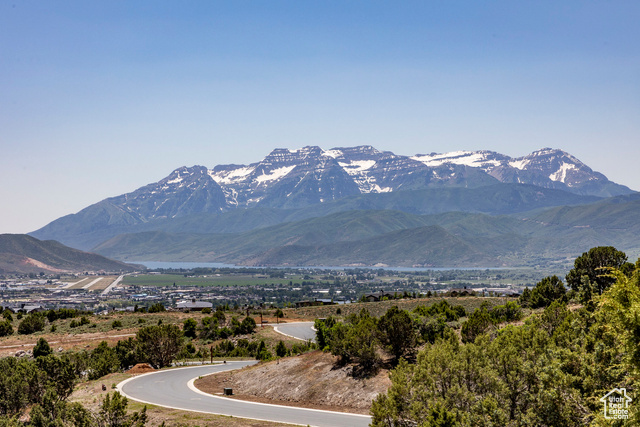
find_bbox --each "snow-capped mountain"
[209,146,360,209]
[74,144,629,224]
[410,148,616,192]
[204,146,628,211]
[109,165,227,222]
[30,145,632,251]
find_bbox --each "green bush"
[18,313,45,335]
[418,316,448,344]
[33,338,52,358]
[520,275,567,309]
[377,306,418,363]
[88,341,120,380]
[461,305,495,343]
[136,324,183,369]
[275,340,288,357]
[327,309,380,372]
[183,318,197,338]
[114,338,141,370]
[414,300,466,321]
[45,308,86,323]
[0,319,14,337]
[148,303,165,313]
[489,301,523,323]
[240,316,256,334]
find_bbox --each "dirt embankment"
[195,350,390,415]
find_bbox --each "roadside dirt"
[0,330,137,358]
[126,363,155,374]
[195,350,389,415]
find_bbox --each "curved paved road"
[118,362,371,427]
[273,321,316,342]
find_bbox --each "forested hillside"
[364,247,640,425]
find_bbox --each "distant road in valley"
[100,274,124,295]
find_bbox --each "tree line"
[370,246,640,426]
[0,338,147,426]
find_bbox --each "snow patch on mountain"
[411,151,503,168]
[339,160,376,174]
[549,163,577,183]
[255,165,296,183]
[166,176,184,185]
[373,184,393,193]
[209,166,255,185]
[323,149,343,159]
[508,159,529,170]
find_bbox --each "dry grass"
[286,296,507,319]
[254,324,308,347]
[87,277,117,291]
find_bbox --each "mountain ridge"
[0,234,140,274]
[28,145,636,267]
[91,197,640,268]
[31,184,601,251]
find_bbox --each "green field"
[122,273,307,287]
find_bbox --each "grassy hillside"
[31,183,600,251]
[244,225,503,267]
[92,192,640,268]
[93,213,517,267]
[0,234,139,274]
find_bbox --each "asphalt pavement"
[273,321,317,341]
[118,362,371,427]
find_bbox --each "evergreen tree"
[33,338,52,359]
[566,246,630,301]
[377,306,418,363]
[17,313,45,335]
[525,275,567,308]
[136,324,184,369]
[0,320,13,337]
[182,318,197,339]
[275,340,287,358]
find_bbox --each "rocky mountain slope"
[30,146,629,252]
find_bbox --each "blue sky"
[1,1,639,233]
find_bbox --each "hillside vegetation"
[33,182,601,251]
[0,234,139,274]
[93,195,640,267]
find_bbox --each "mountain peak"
[30,145,633,251]
[264,146,324,163]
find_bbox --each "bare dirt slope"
[195,350,390,415]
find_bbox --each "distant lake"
[131,261,510,272]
